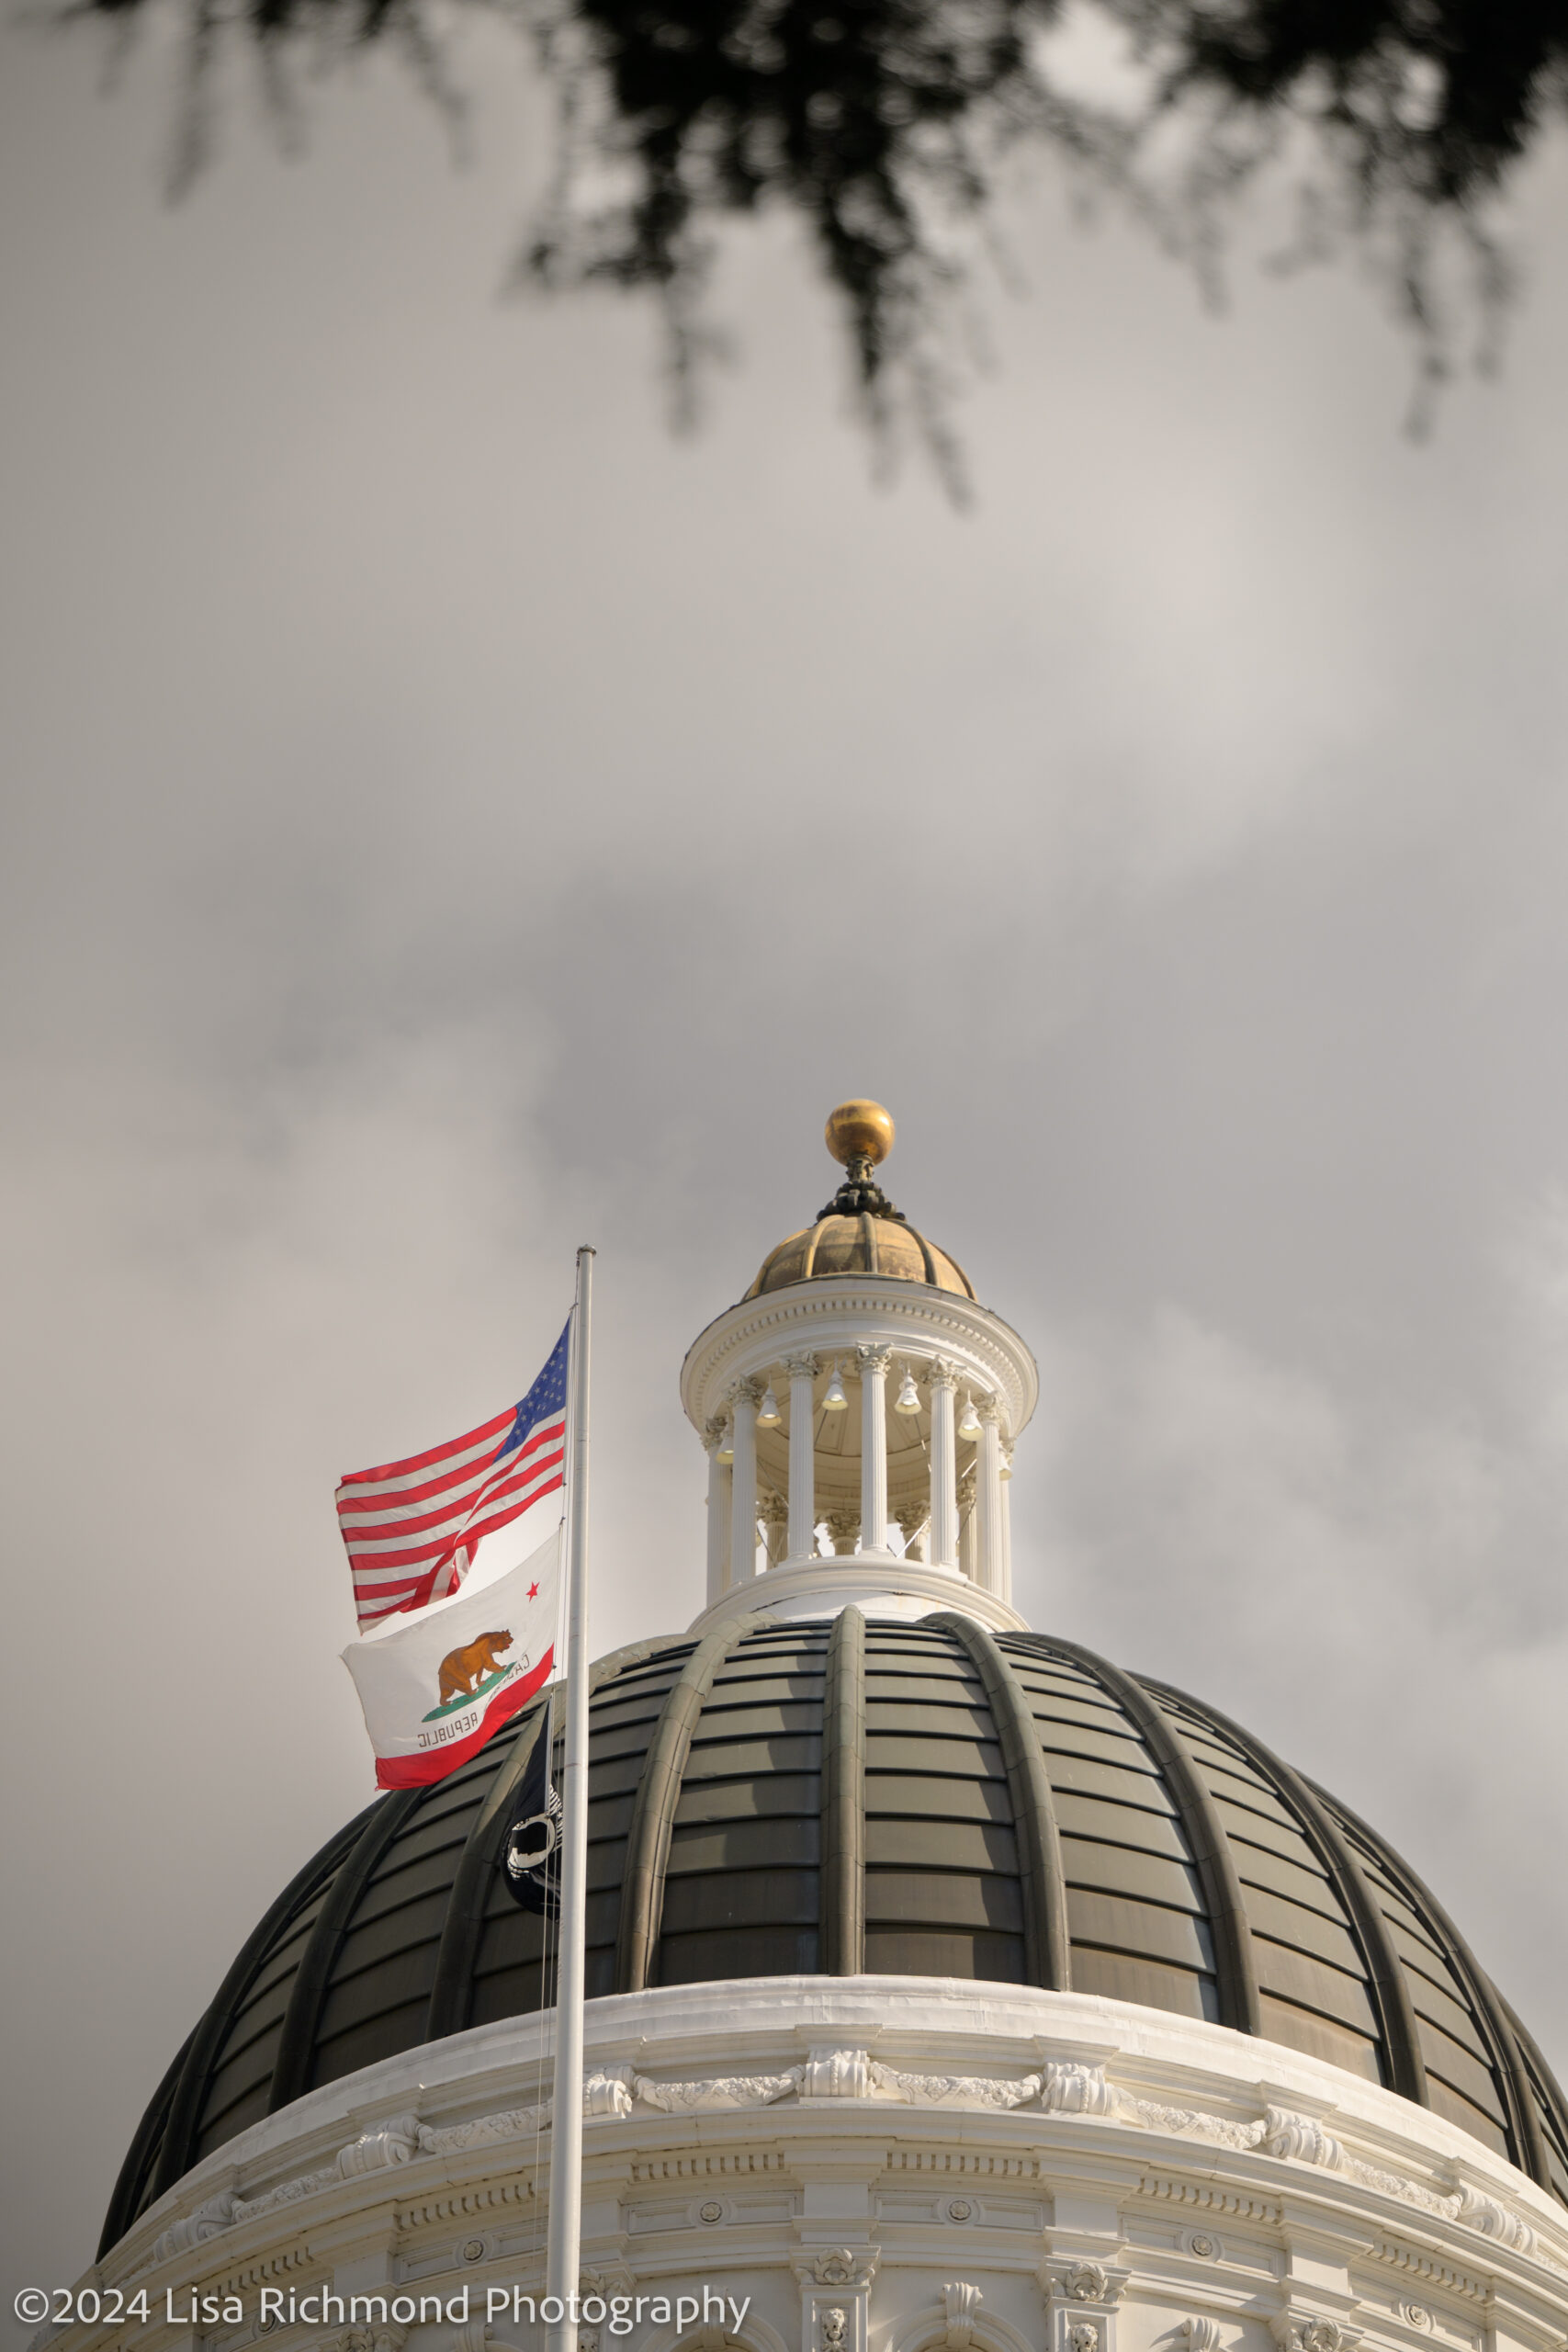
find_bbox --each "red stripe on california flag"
[372,1648,555,1788]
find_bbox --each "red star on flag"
[527,1582,539,1600]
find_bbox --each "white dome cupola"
[680,1102,1037,1634]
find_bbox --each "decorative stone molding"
[856,1346,895,1374]
[939,2285,984,2352]
[1181,2231,1223,2262]
[418,2102,549,2156]
[794,2253,879,2290]
[1269,2318,1360,2352]
[824,1509,862,1555]
[801,2049,873,2099]
[153,2191,237,2260]
[793,2248,880,2352]
[1261,2109,1347,2170]
[1043,2263,1128,2309]
[337,2114,421,2176]
[705,1415,730,1453]
[928,1359,960,1392]
[783,1354,819,1382]
[729,1377,766,1409]
[1450,2181,1535,2253]
[1181,2324,1222,2352]
[1041,2062,1122,2116]
[870,2062,1042,2109]
[584,2067,636,2117]
[636,2070,802,2112]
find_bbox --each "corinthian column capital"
[927,1356,960,1392]
[730,1375,766,1409]
[856,1344,894,1375]
[783,1351,819,1382]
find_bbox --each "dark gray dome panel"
[103,1617,1568,2256]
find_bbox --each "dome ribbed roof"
[745,1215,975,1298]
[103,1617,1568,2256]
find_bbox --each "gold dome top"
[825,1099,895,1168]
[744,1103,975,1301]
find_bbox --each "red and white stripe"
[336,1406,566,1631]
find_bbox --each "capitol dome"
[84,1103,1568,2352]
[101,1617,1568,2254]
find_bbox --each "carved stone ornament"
[801,2047,873,2099]
[1045,2262,1129,2310]
[822,2312,849,2352]
[941,2284,984,2352]
[1070,2328,1100,2352]
[977,1393,1002,1426]
[856,1346,895,1374]
[730,1376,766,1409]
[1261,2109,1347,2171]
[795,2250,878,2290]
[1451,2182,1535,2253]
[824,1509,862,1554]
[871,2061,1041,2109]
[927,1358,960,1392]
[335,2114,421,2177]
[1041,2061,1122,2117]
[705,1414,730,1452]
[1269,2316,1361,2352]
[1399,2308,1434,2333]
[784,1353,820,1382]
[323,2329,409,2352]
[1182,2322,1222,2352]
[583,2066,636,2117]
[636,2068,801,2111]
[419,2102,549,2156]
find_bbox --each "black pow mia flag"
[501,1724,561,1916]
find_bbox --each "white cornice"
[681,1281,1039,1437]
[686,1557,1028,1636]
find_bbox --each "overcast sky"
[4,16,1568,2332]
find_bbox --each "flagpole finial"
[825,1099,895,1170]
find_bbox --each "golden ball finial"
[825,1099,895,1169]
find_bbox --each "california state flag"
[341,1529,560,1789]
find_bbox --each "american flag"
[335,1321,570,1631]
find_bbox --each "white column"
[976,1396,1005,1593]
[729,1377,762,1580]
[705,1418,733,1604]
[999,1442,1013,1605]
[857,1345,892,1553]
[957,1468,976,1581]
[784,1351,818,1561]
[928,1357,959,1568]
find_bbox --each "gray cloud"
[3,28,1568,2336]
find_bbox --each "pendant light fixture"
[757,1384,781,1427]
[823,1362,849,1411]
[894,1364,921,1415]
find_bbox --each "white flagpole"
[546,1246,594,2352]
